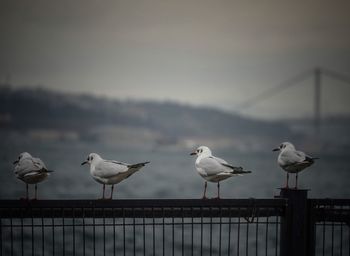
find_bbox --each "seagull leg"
[202,182,208,199]
[285,173,289,189]
[100,184,106,200]
[215,182,220,199]
[109,185,114,200]
[295,173,298,189]
[34,184,38,200]
[21,184,29,200]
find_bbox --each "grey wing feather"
[212,156,251,174]
[107,160,129,166]
[32,157,48,170]
[279,150,306,166]
[197,157,231,176]
[95,160,129,178]
[15,158,43,177]
[211,156,228,165]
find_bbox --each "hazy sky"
[1,0,350,119]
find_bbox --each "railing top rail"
[309,198,350,206]
[0,198,287,209]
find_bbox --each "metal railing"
[0,192,349,256]
[0,199,285,256]
[310,199,350,256]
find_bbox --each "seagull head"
[272,142,295,152]
[81,153,102,166]
[190,146,212,157]
[13,152,32,164]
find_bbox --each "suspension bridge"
[236,67,350,133]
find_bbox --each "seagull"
[13,152,53,200]
[273,142,318,189]
[81,153,150,199]
[190,146,251,199]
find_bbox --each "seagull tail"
[128,161,150,169]
[221,163,251,175]
[305,156,319,163]
[232,169,252,175]
[42,169,54,173]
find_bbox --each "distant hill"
[0,85,311,151]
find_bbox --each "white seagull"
[190,146,251,199]
[81,153,150,199]
[13,152,53,200]
[273,142,318,189]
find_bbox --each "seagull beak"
[13,160,19,165]
[190,152,197,156]
[272,148,280,152]
[81,161,88,165]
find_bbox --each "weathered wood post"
[279,188,309,256]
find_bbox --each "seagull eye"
[90,156,93,160]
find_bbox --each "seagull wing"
[196,157,232,176]
[279,149,308,166]
[32,157,49,171]
[14,158,42,178]
[212,156,251,174]
[94,160,129,178]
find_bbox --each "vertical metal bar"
[255,209,259,256]
[133,208,136,256]
[52,208,55,256]
[237,207,241,256]
[0,218,2,256]
[219,207,222,256]
[172,207,175,256]
[162,207,165,256]
[93,207,96,256]
[348,220,350,256]
[123,207,126,256]
[322,220,325,256]
[31,207,34,256]
[255,217,258,256]
[245,213,249,256]
[10,210,13,256]
[275,214,278,256]
[143,208,146,256]
[113,208,116,256]
[339,206,343,256]
[82,208,86,256]
[152,207,155,256]
[103,208,106,256]
[265,216,269,256]
[210,207,213,256]
[41,208,45,256]
[200,206,203,256]
[182,207,184,256]
[191,207,194,256]
[331,219,334,256]
[62,208,65,256]
[227,207,232,256]
[340,206,343,256]
[72,208,75,256]
[21,209,24,256]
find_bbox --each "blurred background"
[1,0,350,199]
